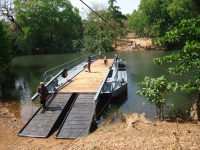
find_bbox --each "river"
[0,51,193,124]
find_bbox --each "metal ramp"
[56,93,96,139]
[18,93,76,138]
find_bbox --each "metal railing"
[43,54,97,82]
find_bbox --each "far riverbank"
[113,33,167,51]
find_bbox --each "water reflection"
[0,69,21,101]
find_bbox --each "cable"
[80,0,121,36]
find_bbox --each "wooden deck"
[59,59,113,93]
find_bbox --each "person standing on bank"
[87,56,91,72]
[99,51,102,59]
[37,82,48,111]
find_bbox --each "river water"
[0,51,193,124]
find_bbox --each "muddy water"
[0,51,193,123]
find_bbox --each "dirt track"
[114,33,166,51]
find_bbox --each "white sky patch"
[70,0,140,15]
[96,0,108,2]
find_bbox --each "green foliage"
[106,0,127,25]
[105,0,128,42]
[128,0,200,38]
[13,0,83,54]
[80,32,113,53]
[153,16,200,94]
[136,75,178,120]
[0,21,14,68]
[155,16,200,47]
[128,10,146,37]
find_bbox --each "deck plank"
[59,59,113,93]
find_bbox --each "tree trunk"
[156,104,161,122]
[189,87,200,121]
[114,23,117,48]
[162,92,165,121]
[162,103,164,121]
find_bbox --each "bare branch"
[0,0,23,33]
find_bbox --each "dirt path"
[114,33,166,51]
[0,105,200,149]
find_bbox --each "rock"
[126,113,155,129]
[187,129,191,133]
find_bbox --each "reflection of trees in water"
[0,68,31,102]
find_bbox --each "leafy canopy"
[136,75,178,108]
[153,16,200,94]
[0,21,13,68]
[13,0,83,53]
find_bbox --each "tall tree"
[128,0,200,39]
[81,2,114,53]
[0,21,13,68]
[13,0,83,53]
[106,0,127,48]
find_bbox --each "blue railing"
[43,54,97,83]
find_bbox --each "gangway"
[18,93,76,138]
[56,93,96,139]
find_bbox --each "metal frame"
[31,54,97,101]
[43,55,97,82]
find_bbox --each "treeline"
[132,0,200,121]
[128,0,200,47]
[0,0,127,56]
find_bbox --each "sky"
[70,0,140,15]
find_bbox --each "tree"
[0,21,13,68]
[80,2,114,53]
[153,16,200,121]
[128,0,200,39]
[136,75,178,121]
[106,0,127,48]
[128,10,146,37]
[13,0,83,53]
[0,0,23,33]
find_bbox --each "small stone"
[187,129,191,133]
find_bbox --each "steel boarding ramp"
[56,93,96,139]
[18,93,76,138]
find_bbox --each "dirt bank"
[113,33,166,51]
[0,105,200,149]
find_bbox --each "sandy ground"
[113,33,166,51]
[0,105,200,150]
